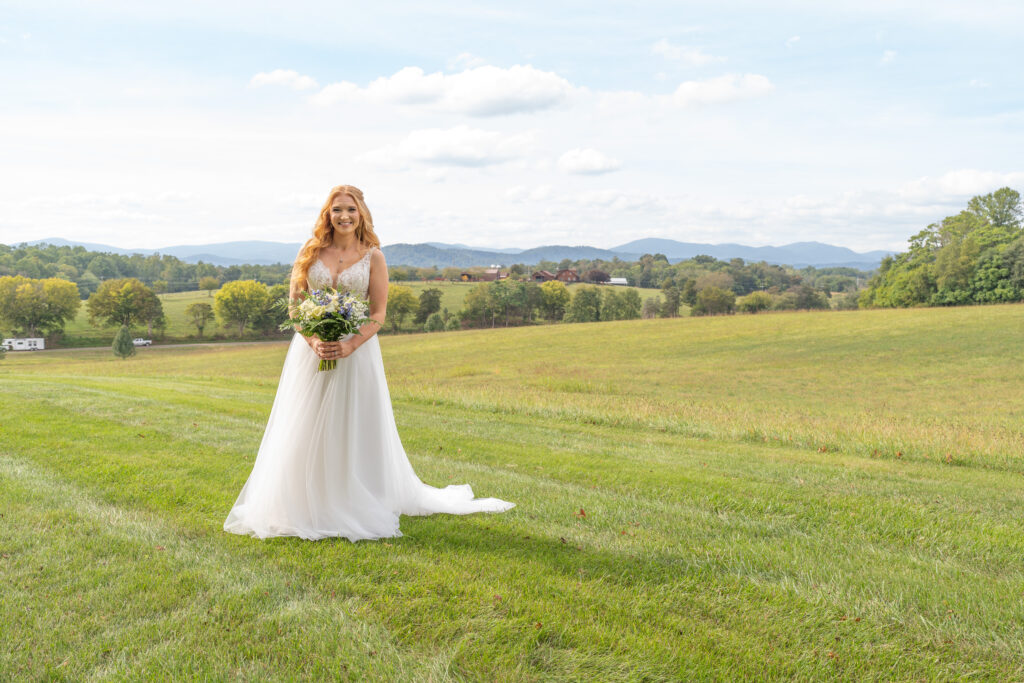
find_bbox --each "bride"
[223,185,515,541]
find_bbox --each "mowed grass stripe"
[9,375,1023,577]
[3,363,1024,678]
[2,385,702,679]
[0,455,437,681]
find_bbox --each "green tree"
[933,235,981,298]
[199,276,220,297]
[424,312,445,332]
[620,288,642,319]
[692,286,736,316]
[968,249,1019,303]
[659,286,682,318]
[518,281,542,323]
[834,292,861,310]
[461,283,497,327]
[251,283,290,335]
[185,302,215,338]
[87,278,163,330]
[74,270,101,298]
[112,324,136,359]
[641,296,661,319]
[564,286,601,323]
[601,288,625,320]
[792,284,830,310]
[414,288,443,325]
[967,186,1022,230]
[214,280,269,336]
[86,254,119,279]
[862,188,1024,308]
[539,280,570,321]
[489,280,517,326]
[736,291,772,313]
[0,276,81,337]
[386,284,419,331]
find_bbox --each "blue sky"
[2,1,1022,252]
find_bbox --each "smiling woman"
[223,184,515,541]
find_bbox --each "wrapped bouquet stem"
[279,288,376,371]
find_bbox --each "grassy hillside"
[2,305,1022,679]
[60,289,233,346]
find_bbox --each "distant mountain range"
[21,237,893,269]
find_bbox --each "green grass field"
[2,305,1022,679]
[60,289,228,347]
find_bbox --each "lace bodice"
[307,247,375,298]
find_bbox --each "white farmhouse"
[3,338,45,351]
[608,277,629,286]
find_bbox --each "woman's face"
[330,194,360,236]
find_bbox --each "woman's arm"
[343,248,388,354]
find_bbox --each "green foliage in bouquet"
[279,288,377,370]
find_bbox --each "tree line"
[860,187,1024,307]
[0,275,292,342]
[0,243,292,298]
[2,240,870,308]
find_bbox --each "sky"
[1,0,1022,253]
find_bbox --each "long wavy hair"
[292,185,381,288]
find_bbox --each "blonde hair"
[292,185,380,288]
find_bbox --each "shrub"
[424,312,446,332]
[112,324,136,359]
[736,291,772,314]
[692,286,736,316]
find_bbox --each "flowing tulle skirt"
[223,333,514,541]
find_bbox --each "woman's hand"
[311,338,355,360]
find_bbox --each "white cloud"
[879,50,898,65]
[250,69,319,90]
[358,125,534,169]
[312,64,575,116]
[897,169,1024,202]
[448,52,487,70]
[557,148,622,175]
[969,79,990,88]
[651,39,725,66]
[671,73,774,106]
[567,190,663,213]
[785,36,800,48]
[506,185,553,202]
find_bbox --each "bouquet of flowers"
[279,288,375,371]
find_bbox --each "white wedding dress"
[223,246,514,541]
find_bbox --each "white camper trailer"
[3,338,45,351]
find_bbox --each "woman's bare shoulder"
[369,246,387,267]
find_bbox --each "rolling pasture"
[2,305,1023,680]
